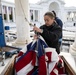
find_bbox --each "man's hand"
[34,34,38,39]
[33,26,43,33]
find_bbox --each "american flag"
[15,36,65,75]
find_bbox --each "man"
[52,11,63,50]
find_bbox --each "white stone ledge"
[0,55,16,75]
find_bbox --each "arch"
[49,2,60,16]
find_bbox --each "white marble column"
[12,7,15,22]
[73,12,76,21]
[70,34,76,56]
[6,6,10,22]
[33,10,35,21]
[67,12,70,21]
[75,12,76,20]
[14,0,30,45]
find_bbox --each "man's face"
[44,15,54,26]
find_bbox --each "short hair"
[44,12,55,19]
[52,11,56,17]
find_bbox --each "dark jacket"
[55,17,63,28]
[40,22,62,54]
[55,17,63,39]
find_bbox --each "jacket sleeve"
[56,19,63,28]
[40,26,62,42]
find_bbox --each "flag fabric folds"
[15,36,65,75]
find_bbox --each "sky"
[64,0,76,7]
[3,0,76,7]
[29,0,76,7]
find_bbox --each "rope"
[19,0,34,27]
[19,0,40,35]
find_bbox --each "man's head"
[44,12,55,26]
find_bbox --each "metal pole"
[0,0,5,66]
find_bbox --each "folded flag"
[15,36,65,75]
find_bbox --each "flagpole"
[0,0,5,66]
